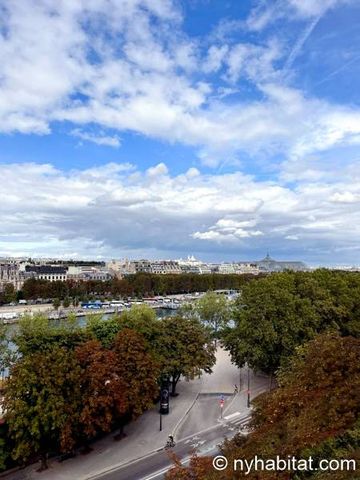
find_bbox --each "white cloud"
[192,231,224,241]
[330,191,360,203]
[1,162,360,263]
[247,2,278,32]
[286,0,351,18]
[203,45,229,73]
[146,163,169,177]
[225,40,281,83]
[185,167,200,178]
[247,0,353,31]
[0,0,359,170]
[71,129,121,147]
[193,216,264,242]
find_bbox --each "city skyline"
[1,252,358,270]
[1,1,360,264]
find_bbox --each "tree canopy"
[75,340,128,439]
[14,314,88,356]
[181,291,232,339]
[113,328,159,418]
[167,332,360,479]
[160,316,216,395]
[3,346,82,470]
[222,270,360,375]
[16,273,255,303]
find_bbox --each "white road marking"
[223,411,241,420]
[140,456,191,480]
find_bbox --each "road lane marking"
[140,455,191,480]
[223,411,241,420]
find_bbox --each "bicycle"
[165,436,176,449]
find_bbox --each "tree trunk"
[269,373,273,391]
[114,419,127,441]
[171,373,180,396]
[38,453,48,471]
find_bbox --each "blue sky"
[0,0,360,265]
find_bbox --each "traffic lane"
[91,448,173,480]
[176,394,231,440]
[90,416,249,480]
[90,441,199,480]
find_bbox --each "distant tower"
[262,251,274,262]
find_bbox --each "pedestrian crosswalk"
[179,411,253,459]
[222,412,252,434]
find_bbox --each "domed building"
[253,253,308,272]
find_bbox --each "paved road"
[200,347,240,395]
[89,412,252,480]
[176,365,268,440]
[0,303,53,315]
[176,393,233,439]
[7,349,266,480]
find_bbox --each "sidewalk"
[221,369,268,419]
[9,377,203,480]
[200,347,240,395]
[174,355,269,441]
[7,350,268,480]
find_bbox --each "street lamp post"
[159,379,170,431]
[247,364,251,408]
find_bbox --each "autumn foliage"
[75,340,128,438]
[1,322,160,469]
[113,328,159,418]
[167,333,360,479]
[0,306,215,471]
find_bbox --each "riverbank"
[0,293,204,323]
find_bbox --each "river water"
[1,308,178,377]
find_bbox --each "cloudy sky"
[1,0,360,265]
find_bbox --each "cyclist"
[166,435,175,448]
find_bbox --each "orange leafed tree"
[75,340,128,439]
[113,328,160,418]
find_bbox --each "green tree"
[119,305,164,362]
[53,298,61,310]
[182,291,231,339]
[0,322,15,377]
[86,314,121,349]
[2,346,82,470]
[160,316,216,396]
[14,314,88,356]
[3,284,16,304]
[87,305,165,357]
[0,437,7,472]
[222,274,321,375]
[62,297,71,308]
[21,273,255,302]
